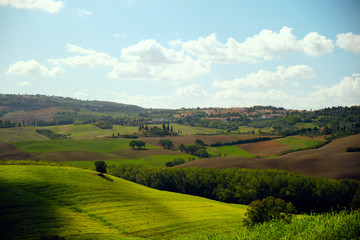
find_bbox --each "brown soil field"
[0,143,39,160]
[177,134,360,180]
[141,134,277,149]
[34,148,183,161]
[0,107,63,122]
[239,140,291,157]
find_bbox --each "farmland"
[179,134,360,180]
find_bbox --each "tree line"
[108,165,360,213]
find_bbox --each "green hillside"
[0,165,246,240]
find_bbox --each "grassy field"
[207,145,255,158]
[12,139,195,167]
[43,124,140,139]
[177,211,360,240]
[0,165,247,239]
[0,127,49,143]
[70,154,195,169]
[237,126,272,134]
[12,139,153,153]
[276,136,325,150]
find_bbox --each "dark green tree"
[129,140,146,149]
[243,196,296,226]
[94,160,107,175]
[159,139,174,149]
[179,143,186,152]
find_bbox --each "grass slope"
[207,145,255,158]
[0,127,49,143]
[12,139,194,167]
[0,165,246,240]
[276,136,325,150]
[177,211,360,240]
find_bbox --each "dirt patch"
[239,140,291,157]
[177,134,360,180]
[0,143,39,160]
[141,134,277,149]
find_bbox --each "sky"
[1,0,360,110]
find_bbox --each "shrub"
[243,196,296,226]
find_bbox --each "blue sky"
[1,0,359,109]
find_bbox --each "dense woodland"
[109,165,360,214]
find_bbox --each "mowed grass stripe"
[0,165,246,239]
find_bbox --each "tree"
[243,196,296,226]
[129,140,146,149]
[179,143,186,152]
[195,139,206,146]
[94,160,107,175]
[159,139,174,149]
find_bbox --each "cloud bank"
[0,0,65,13]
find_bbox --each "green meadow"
[43,124,140,139]
[207,145,255,158]
[12,138,157,153]
[276,136,325,150]
[0,165,247,240]
[0,127,49,143]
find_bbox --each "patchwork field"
[239,136,326,157]
[0,165,247,239]
[178,134,360,180]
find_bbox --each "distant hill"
[177,134,360,180]
[0,94,146,125]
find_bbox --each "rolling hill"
[177,134,360,180]
[0,165,247,240]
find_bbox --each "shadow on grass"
[131,148,148,150]
[98,173,114,182]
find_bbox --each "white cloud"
[49,44,118,67]
[211,74,360,109]
[308,74,360,107]
[6,59,64,77]
[179,27,334,63]
[121,39,186,65]
[77,8,92,17]
[213,65,315,89]
[17,81,31,87]
[75,91,88,98]
[298,32,334,56]
[109,39,210,82]
[0,0,65,13]
[336,32,360,54]
[113,92,173,108]
[175,84,208,98]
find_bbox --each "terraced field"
[0,165,247,239]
